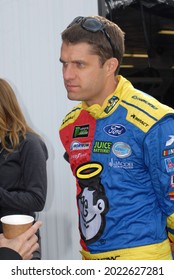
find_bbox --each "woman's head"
[0,79,31,151]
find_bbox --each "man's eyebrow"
[59,58,86,64]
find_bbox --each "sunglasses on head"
[67,16,116,58]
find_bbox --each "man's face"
[60,42,109,106]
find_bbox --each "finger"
[23,242,40,260]
[19,235,39,260]
[20,221,42,242]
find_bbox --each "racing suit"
[59,75,174,259]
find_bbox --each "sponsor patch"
[131,95,158,110]
[163,148,174,156]
[70,153,87,160]
[70,141,90,151]
[171,175,174,188]
[112,142,132,158]
[169,191,174,200]
[109,158,134,169]
[93,141,112,154]
[166,135,174,147]
[104,96,119,114]
[130,114,149,127]
[73,125,89,138]
[164,157,174,172]
[103,124,126,137]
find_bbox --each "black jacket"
[0,248,22,260]
[0,132,48,233]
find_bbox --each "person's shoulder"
[59,103,82,130]
[130,90,174,117]
[20,132,48,159]
[25,132,45,145]
[121,82,174,133]
[119,76,174,116]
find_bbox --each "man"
[59,16,174,260]
[0,221,42,260]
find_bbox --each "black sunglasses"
[67,16,116,58]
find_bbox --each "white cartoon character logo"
[76,162,109,244]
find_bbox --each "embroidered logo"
[131,95,158,110]
[109,158,134,169]
[76,162,109,244]
[163,148,174,156]
[104,96,119,114]
[171,175,174,188]
[70,153,87,160]
[164,157,174,172]
[93,141,112,154]
[73,125,89,138]
[103,124,126,137]
[70,141,90,151]
[112,142,132,158]
[130,114,149,127]
[166,135,174,147]
[169,191,174,200]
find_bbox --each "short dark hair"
[61,16,125,74]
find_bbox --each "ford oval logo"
[103,124,126,137]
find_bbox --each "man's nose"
[63,64,76,80]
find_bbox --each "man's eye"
[76,62,85,68]
[63,62,68,67]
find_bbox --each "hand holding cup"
[1,215,34,239]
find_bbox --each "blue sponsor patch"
[164,157,174,172]
[103,124,126,137]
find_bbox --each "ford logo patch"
[103,124,126,137]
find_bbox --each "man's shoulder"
[121,88,174,132]
[59,103,82,129]
[129,90,174,117]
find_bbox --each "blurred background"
[99,0,174,108]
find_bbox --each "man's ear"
[106,57,118,75]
